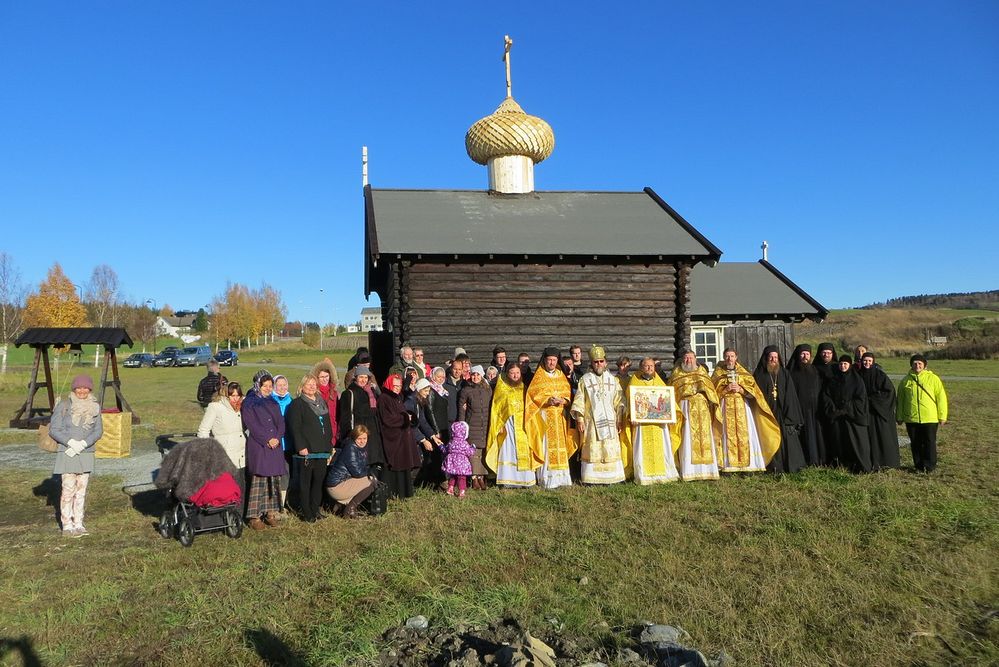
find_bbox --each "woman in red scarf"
[377,374,422,499]
[313,358,340,446]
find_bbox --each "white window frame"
[691,326,725,372]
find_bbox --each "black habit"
[787,344,826,467]
[338,383,386,470]
[821,367,873,473]
[857,365,900,470]
[753,347,807,474]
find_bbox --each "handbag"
[38,424,59,453]
[361,480,389,516]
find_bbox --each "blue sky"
[2,1,997,324]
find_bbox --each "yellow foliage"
[23,263,89,328]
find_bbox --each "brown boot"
[248,517,267,531]
[263,511,280,527]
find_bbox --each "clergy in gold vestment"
[485,364,539,487]
[622,357,680,484]
[669,350,723,481]
[525,347,577,489]
[711,348,782,472]
[570,345,626,485]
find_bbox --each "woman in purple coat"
[242,373,288,530]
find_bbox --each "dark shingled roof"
[690,261,827,322]
[366,186,722,260]
[15,328,134,348]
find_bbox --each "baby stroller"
[155,434,243,547]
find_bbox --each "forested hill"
[862,290,999,310]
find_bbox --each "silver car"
[175,345,213,367]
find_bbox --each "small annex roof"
[690,260,827,323]
[365,186,722,261]
[15,327,134,348]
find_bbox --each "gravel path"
[0,442,163,489]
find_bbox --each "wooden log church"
[364,38,824,371]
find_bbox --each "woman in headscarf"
[241,373,287,530]
[753,346,807,474]
[271,374,294,515]
[50,374,103,536]
[338,367,385,478]
[377,374,422,499]
[313,358,340,446]
[197,381,247,491]
[408,377,444,488]
[285,373,333,522]
[423,366,451,488]
[458,365,493,490]
[821,355,873,473]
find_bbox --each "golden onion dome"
[465,96,555,166]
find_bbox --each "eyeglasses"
[415,353,424,357]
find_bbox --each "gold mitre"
[588,345,606,361]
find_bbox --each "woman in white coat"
[197,381,247,489]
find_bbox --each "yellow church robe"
[711,362,782,468]
[669,365,723,475]
[621,373,681,484]
[525,369,577,473]
[485,376,539,480]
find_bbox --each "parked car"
[123,353,156,368]
[214,350,238,366]
[153,350,181,367]
[161,346,180,354]
[175,345,213,367]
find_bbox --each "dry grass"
[0,377,996,665]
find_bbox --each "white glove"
[64,445,78,458]
[69,439,88,454]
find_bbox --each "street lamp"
[146,299,158,353]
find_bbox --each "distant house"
[346,324,360,334]
[689,260,827,370]
[155,315,197,338]
[360,307,383,332]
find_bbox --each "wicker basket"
[95,411,132,459]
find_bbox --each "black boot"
[344,482,376,518]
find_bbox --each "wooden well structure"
[10,327,140,428]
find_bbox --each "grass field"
[0,352,996,665]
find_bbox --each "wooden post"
[108,347,138,423]
[41,347,55,413]
[98,345,112,407]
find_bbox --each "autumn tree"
[0,252,27,373]
[23,263,88,329]
[160,303,174,317]
[124,303,157,352]
[209,281,287,349]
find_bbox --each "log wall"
[384,261,688,367]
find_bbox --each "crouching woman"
[50,375,104,536]
[325,426,377,518]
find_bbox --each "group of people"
[46,340,949,536]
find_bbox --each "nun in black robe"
[753,346,807,473]
[787,343,826,466]
[821,356,873,473]
[813,342,839,464]
[857,353,900,470]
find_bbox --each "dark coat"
[428,390,450,444]
[285,396,332,455]
[242,392,288,477]
[338,384,385,466]
[858,365,900,470]
[788,349,826,466]
[444,375,464,424]
[156,437,237,501]
[325,440,370,487]
[197,371,227,407]
[458,381,492,448]
[377,390,422,471]
[754,361,807,474]
[822,368,873,473]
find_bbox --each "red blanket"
[188,472,241,507]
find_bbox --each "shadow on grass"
[127,488,169,518]
[31,475,60,525]
[0,635,43,667]
[245,628,312,667]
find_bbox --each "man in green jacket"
[896,354,948,472]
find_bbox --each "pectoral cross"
[769,374,778,401]
[502,35,513,97]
